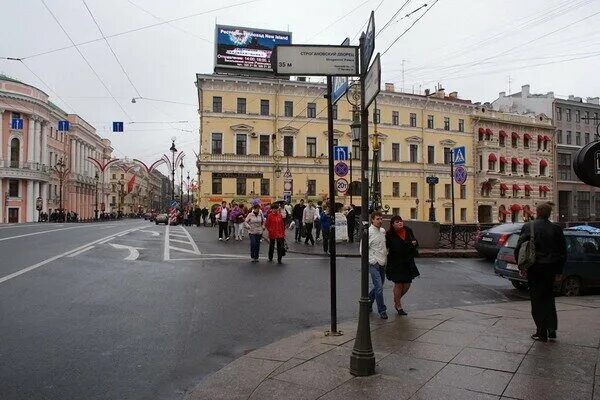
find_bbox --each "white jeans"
[234,223,243,239]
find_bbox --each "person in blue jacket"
[320,205,332,254]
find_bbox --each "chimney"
[424,89,430,96]
[435,87,445,98]
[449,91,458,99]
[587,97,600,105]
[385,83,395,92]
[499,91,506,98]
[521,84,530,97]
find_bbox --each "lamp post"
[170,138,177,201]
[186,171,191,206]
[94,171,99,220]
[179,160,184,208]
[118,178,124,218]
[53,157,69,223]
[370,101,382,212]
[350,111,361,205]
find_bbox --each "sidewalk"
[186,296,600,400]
[285,231,479,258]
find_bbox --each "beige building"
[195,73,480,222]
[107,163,164,215]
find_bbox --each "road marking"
[163,224,170,261]
[0,227,141,285]
[67,246,95,258]
[97,237,114,244]
[164,225,202,260]
[170,238,190,244]
[110,243,143,261]
[140,230,160,237]
[0,225,92,242]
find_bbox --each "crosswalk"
[163,225,202,261]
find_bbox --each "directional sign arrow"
[140,230,160,237]
[110,243,144,261]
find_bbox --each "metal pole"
[171,152,175,202]
[95,180,99,220]
[450,149,456,249]
[326,77,340,336]
[349,150,353,205]
[350,34,375,377]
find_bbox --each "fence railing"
[439,223,496,249]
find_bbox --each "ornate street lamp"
[186,171,191,206]
[53,157,69,222]
[170,138,177,201]
[94,171,99,220]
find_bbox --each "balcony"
[476,140,500,149]
[0,159,51,181]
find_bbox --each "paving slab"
[375,353,446,384]
[248,378,325,400]
[527,341,598,363]
[415,329,480,348]
[373,325,430,341]
[273,359,353,392]
[469,334,533,354]
[268,358,307,378]
[594,383,599,400]
[451,347,525,373]
[318,374,422,400]
[393,340,464,363]
[433,319,497,334]
[411,382,501,400]
[503,373,594,400]
[517,354,597,384]
[429,364,512,396]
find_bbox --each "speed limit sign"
[336,178,349,193]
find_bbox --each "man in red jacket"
[265,203,286,264]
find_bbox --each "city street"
[0,220,526,400]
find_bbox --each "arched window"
[10,138,20,167]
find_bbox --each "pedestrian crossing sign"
[453,146,466,165]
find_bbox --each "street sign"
[361,11,375,71]
[283,194,291,203]
[453,146,466,165]
[284,181,293,191]
[333,146,349,160]
[364,53,381,109]
[170,200,179,209]
[336,178,349,193]
[454,165,468,185]
[331,38,351,104]
[426,176,439,185]
[58,120,70,131]
[283,169,292,178]
[334,161,349,177]
[113,122,124,132]
[273,44,359,76]
[11,118,23,130]
[36,196,42,211]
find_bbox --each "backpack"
[518,221,536,270]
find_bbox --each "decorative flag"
[127,175,136,193]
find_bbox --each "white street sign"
[364,53,381,109]
[273,45,359,76]
[336,178,349,193]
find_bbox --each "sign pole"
[450,149,456,249]
[326,77,340,336]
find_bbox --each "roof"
[0,74,24,84]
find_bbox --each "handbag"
[517,221,536,271]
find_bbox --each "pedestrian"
[321,205,332,254]
[244,204,265,262]
[347,204,356,243]
[314,201,323,241]
[367,211,388,319]
[284,201,293,227]
[385,215,420,316]
[265,203,286,264]
[217,201,230,241]
[240,204,249,239]
[231,204,244,240]
[292,199,305,242]
[303,200,316,245]
[514,202,566,342]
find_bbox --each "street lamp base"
[349,297,376,376]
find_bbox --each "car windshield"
[488,223,523,233]
[506,233,520,248]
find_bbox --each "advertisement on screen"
[215,25,292,73]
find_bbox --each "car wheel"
[155,221,159,225]
[510,280,528,292]
[562,276,581,297]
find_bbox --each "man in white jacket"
[302,201,317,245]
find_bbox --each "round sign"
[284,181,292,191]
[334,162,349,177]
[454,166,468,185]
[336,178,349,193]
[574,141,600,187]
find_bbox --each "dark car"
[494,230,600,296]
[475,223,524,260]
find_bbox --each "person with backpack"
[265,203,286,264]
[244,204,265,262]
[514,202,567,342]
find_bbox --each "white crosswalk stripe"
[163,225,201,260]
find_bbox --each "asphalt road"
[0,220,527,400]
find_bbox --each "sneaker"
[225,236,230,241]
[397,308,407,316]
[531,333,548,342]
[379,312,388,320]
[548,330,557,340]
[218,238,223,241]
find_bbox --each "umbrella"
[565,225,600,234]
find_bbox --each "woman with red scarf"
[385,215,420,315]
[265,203,286,264]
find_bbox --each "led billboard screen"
[215,25,292,73]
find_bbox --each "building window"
[392,182,400,197]
[212,96,222,113]
[409,144,418,163]
[259,135,270,156]
[576,132,581,146]
[576,110,580,122]
[307,103,316,118]
[352,139,360,160]
[392,143,400,162]
[566,109,571,122]
[556,107,562,121]
[444,117,450,131]
[112,173,116,179]
[557,130,562,144]
[511,136,518,148]
[524,162,530,175]
[392,207,400,216]
[499,160,506,173]
[540,161,547,176]
[212,177,222,194]
[392,111,399,125]
[237,98,246,114]
[306,137,317,158]
[307,180,316,196]
[332,105,338,120]
[460,185,466,199]
[373,109,380,124]
[445,184,451,199]
[566,131,572,145]
[585,132,590,145]
[281,136,294,157]
[10,137,20,167]
[211,133,222,154]
[524,136,530,148]
[260,178,270,196]
[410,113,417,127]
[284,101,293,117]
[8,179,19,197]
[427,115,434,129]
[499,135,505,147]
[443,147,451,165]
[410,182,418,197]
[585,111,590,124]
[460,208,467,222]
[511,161,518,174]
[410,208,417,220]
[445,208,452,222]
[578,191,591,219]
[427,146,435,164]
[236,178,246,195]
[525,186,531,197]
[111,196,116,205]
[458,119,464,132]
[236,134,247,155]
[260,99,270,116]
[332,138,338,147]
[488,159,496,171]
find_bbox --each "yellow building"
[107,164,164,215]
[195,74,477,222]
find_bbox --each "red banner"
[127,175,136,193]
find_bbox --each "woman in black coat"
[386,215,420,316]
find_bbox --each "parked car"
[475,223,524,259]
[494,230,600,296]
[155,213,169,225]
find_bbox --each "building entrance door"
[478,205,492,223]
[8,208,19,223]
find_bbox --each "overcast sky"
[1,0,599,176]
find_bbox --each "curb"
[287,249,481,258]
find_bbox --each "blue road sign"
[426,176,439,185]
[58,120,70,131]
[11,118,23,130]
[454,165,468,185]
[334,161,349,177]
[283,194,291,203]
[453,146,466,165]
[331,38,350,104]
[170,200,179,209]
[361,11,375,71]
[333,146,349,161]
[113,122,124,132]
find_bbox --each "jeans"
[528,264,558,337]
[347,221,355,243]
[249,234,262,259]
[322,228,329,253]
[369,263,386,314]
[268,238,285,261]
[234,222,243,239]
[218,221,229,239]
[294,219,303,241]
[304,223,314,245]
[314,219,321,240]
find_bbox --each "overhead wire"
[305,0,372,42]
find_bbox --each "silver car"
[155,213,168,225]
